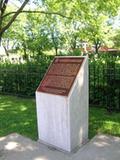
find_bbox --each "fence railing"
[0,69,45,97]
[0,63,120,112]
[89,64,120,112]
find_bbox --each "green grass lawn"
[0,95,120,140]
[0,95,38,140]
[89,107,120,138]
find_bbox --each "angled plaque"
[37,57,84,96]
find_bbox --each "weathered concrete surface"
[36,56,88,152]
[0,133,120,160]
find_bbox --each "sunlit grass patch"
[0,95,120,140]
[89,107,120,138]
[0,95,37,140]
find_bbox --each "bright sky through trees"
[1,0,120,54]
[8,0,37,9]
[113,15,120,29]
[8,0,120,29]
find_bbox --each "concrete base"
[38,138,89,154]
[0,133,120,160]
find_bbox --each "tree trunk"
[51,32,58,56]
[95,43,99,54]
[0,22,2,46]
[3,46,9,56]
[94,39,101,54]
[71,40,76,50]
[71,35,77,51]
[23,43,28,61]
[55,47,58,56]
[0,36,2,46]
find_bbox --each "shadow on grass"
[89,106,120,139]
[0,95,38,140]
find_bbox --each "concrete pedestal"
[36,56,88,152]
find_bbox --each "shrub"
[0,55,54,97]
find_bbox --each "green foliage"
[68,48,82,56]
[112,29,120,49]
[2,0,120,56]
[0,55,54,96]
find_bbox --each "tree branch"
[0,0,29,36]
[2,10,72,19]
[1,0,9,16]
[0,0,4,10]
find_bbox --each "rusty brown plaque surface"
[37,57,84,96]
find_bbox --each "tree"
[62,19,84,51]
[0,0,30,44]
[0,0,72,45]
[1,0,120,56]
[6,12,54,59]
[43,14,65,55]
[24,16,53,57]
[83,14,111,53]
[68,0,120,54]
[113,29,120,48]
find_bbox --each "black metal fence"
[0,69,45,97]
[0,63,120,112]
[89,63,120,112]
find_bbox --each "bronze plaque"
[37,57,84,96]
